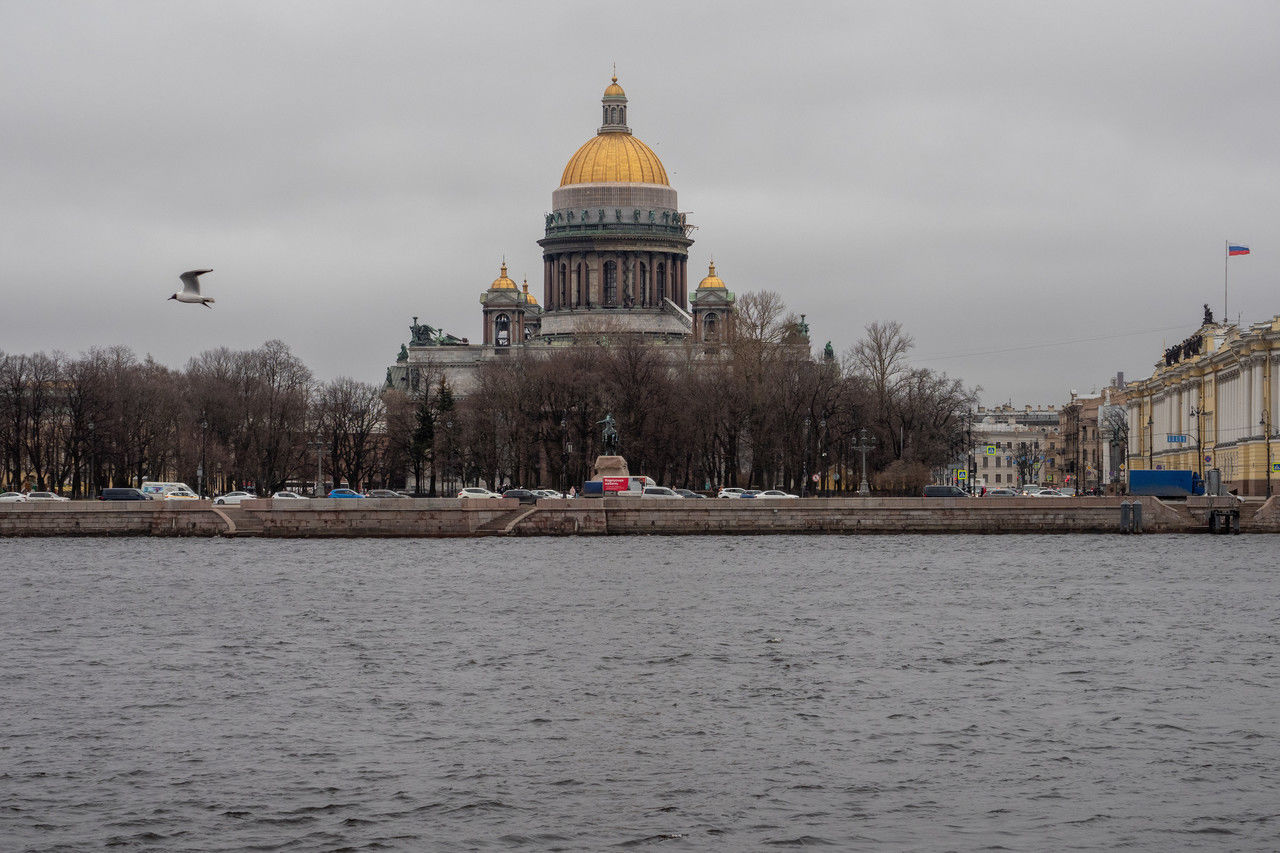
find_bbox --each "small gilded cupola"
[600,74,630,135]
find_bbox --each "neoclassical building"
[1126,312,1280,496]
[389,75,741,395]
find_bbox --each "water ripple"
[2,534,1279,850]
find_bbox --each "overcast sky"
[3,1,1277,406]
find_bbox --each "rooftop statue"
[410,316,467,346]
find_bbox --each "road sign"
[956,469,968,480]
[1273,463,1280,473]
[811,474,820,482]
[1167,434,1188,443]
[984,446,996,455]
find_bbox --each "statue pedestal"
[591,455,630,480]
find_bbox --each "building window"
[603,261,618,305]
[495,314,510,347]
[657,264,666,303]
[558,265,567,307]
[982,456,989,468]
[638,263,648,305]
[703,312,718,341]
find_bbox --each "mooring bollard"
[1119,502,1132,533]
[1131,501,1143,534]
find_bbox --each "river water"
[2,535,1278,851]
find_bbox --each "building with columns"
[536,75,695,341]
[389,75,749,396]
[1126,312,1280,496]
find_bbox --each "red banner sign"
[602,476,630,492]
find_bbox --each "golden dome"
[490,262,516,290]
[560,133,668,186]
[698,261,725,289]
[603,75,625,97]
[521,280,538,305]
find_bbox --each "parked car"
[366,489,407,499]
[923,485,970,497]
[0,491,29,502]
[738,490,763,498]
[502,488,539,505]
[672,488,705,499]
[533,489,563,499]
[97,488,153,501]
[755,490,799,499]
[640,486,682,499]
[271,491,309,500]
[24,491,69,502]
[214,491,256,505]
[327,488,366,499]
[457,487,502,499]
[984,488,1018,497]
[163,490,200,500]
[717,488,746,498]
[1032,489,1067,497]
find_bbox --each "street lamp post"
[1152,409,1162,466]
[853,427,875,496]
[966,409,975,494]
[818,418,827,497]
[87,421,95,499]
[311,438,325,497]
[1189,406,1205,480]
[198,413,208,499]
[1262,412,1273,499]
[801,417,810,498]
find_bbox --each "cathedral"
[388,75,739,396]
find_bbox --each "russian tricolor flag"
[1229,244,1250,256]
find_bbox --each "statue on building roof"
[409,316,467,347]
[824,341,834,362]
[1203,303,1214,325]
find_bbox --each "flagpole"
[1225,240,1229,323]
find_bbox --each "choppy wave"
[2,534,1278,850]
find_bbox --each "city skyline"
[2,2,1277,405]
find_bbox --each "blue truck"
[1127,469,1205,498]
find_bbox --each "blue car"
[327,488,366,499]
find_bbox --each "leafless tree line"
[446,295,978,494]
[1,295,976,497]
[0,341,407,496]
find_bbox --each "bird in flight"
[169,269,215,307]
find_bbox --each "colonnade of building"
[542,252,688,312]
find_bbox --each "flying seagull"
[169,269,215,307]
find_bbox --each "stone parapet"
[0,496,1240,538]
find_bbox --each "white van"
[140,481,197,498]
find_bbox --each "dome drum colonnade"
[537,76,693,335]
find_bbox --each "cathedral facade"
[389,76,736,396]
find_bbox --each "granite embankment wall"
[3,495,1268,537]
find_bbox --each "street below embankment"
[2,495,1276,537]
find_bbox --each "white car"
[457,487,502,499]
[0,491,28,502]
[717,487,746,498]
[640,486,682,499]
[755,490,799,499]
[1031,489,1067,498]
[24,491,70,502]
[163,490,200,500]
[214,491,256,505]
[271,491,309,500]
